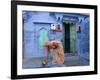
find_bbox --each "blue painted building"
[22,11,89,68]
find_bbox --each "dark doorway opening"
[64,23,70,53]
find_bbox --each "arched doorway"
[39,28,48,48]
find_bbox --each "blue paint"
[23,11,89,62]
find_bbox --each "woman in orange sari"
[44,40,64,65]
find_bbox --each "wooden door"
[39,28,48,48]
[70,23,76,53]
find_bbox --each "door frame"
[62,20,77,55]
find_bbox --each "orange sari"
[45,40,64,65]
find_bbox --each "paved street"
[22,54,89,69]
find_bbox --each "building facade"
[23,11,89,62]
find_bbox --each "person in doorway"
[44,40,64,65]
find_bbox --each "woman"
[44,40,64,65]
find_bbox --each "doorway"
[39,28,48,48]
[63,21,76,55]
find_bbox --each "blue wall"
[23,11,89,60]
[77,17,90,60]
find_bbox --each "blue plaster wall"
[77,17,90,60]
[23,11,63,59]
[23,11,89,60]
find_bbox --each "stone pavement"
[22,54,89,69]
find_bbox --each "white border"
[17,5,94,75]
